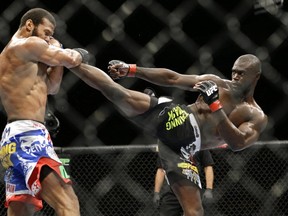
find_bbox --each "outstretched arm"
[108,60,225,91]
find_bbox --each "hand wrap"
[152,192,160,208]
[44,110,60,138]
[73,48,90,64]
[108,60,137,78]
[202,188,215,205]
[194,80,223,112]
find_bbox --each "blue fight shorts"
[0,120,70,210]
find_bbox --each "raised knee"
[54,191,80,215]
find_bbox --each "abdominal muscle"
[189,103,226,150]
[0,62,48,123]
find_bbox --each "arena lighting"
[254,0,284,14]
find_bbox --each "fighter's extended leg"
[70,63,151,117]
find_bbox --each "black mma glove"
[108,60,137,80]
[152,192,160,208]
[44,110,60,138]
[144,87,156,97]
[202,188,214,205]
[73,48,90,64]
[194,80,223,112]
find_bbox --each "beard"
[31,27,38,37]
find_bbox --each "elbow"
[228,141,251,152]
[47,84,61,95]
[48,88,59,95]
[67,58,81,68]
[66,53,82,68]
[229,146,243,152]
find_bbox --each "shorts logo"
[0,142,16,168]
[31,181,41,196]
[6,183,16,193]
[177,162,199,174]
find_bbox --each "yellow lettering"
[0,143,16,156]
[170,120,176,128]
[174,106,181,116]
[174,117,182,126]
[9,143,16,153]
[166,122,171,130]
[0,143,16,169]
[167,110,174,121]
[177,162,199,174]
[165,107,190,131]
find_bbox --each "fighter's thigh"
[160,192,183,216]
[171,182,203,215]
[122,89,152,116]
[7,202,35,216]
[39,167,79,211]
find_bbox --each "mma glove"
[202,188,214,205]
[108,60,137,79]
[44,110,60,138]
[194,80,223,112]
[73,48,91,64]
[152,192,161,208]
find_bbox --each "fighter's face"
[32,18,55,44]
[231,59,257,90]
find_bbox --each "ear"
[25,19,35,33]
[256,72,261,80]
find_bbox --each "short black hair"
[19,8,56,28]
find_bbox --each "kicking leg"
[70,63,151,117]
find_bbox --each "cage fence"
[1,0,288,215]
[1,142,288,216]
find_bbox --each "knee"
[65,192,80,212]
[54,190,80,215]
[185,205,204,216]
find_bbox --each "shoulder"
[236,102,265,118]
[22,37,48,52]
[12,37,49,61]
[233,102,267,129]
[8,36,46,50]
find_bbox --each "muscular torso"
[0,37,49,122]
[189,82,263,149]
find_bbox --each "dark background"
[1,0,288,147]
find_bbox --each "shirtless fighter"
[0,8,89,216]
[69,54,267,216]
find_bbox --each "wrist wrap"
[209,100,223,112]
[127,64,137,77]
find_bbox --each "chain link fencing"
[1,142,288,216]
[1,0,288,215]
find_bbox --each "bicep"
[24,38,77,67]
[238,115,267,145]
[37,46,75,67]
